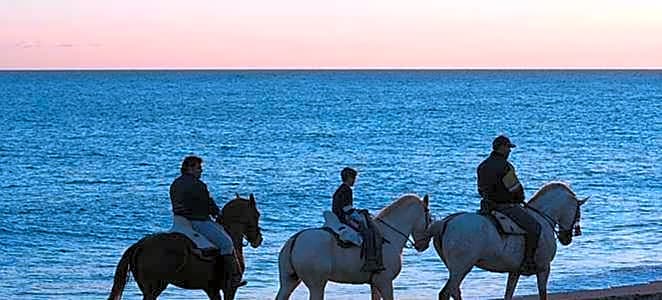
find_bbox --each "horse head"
[220,193,263,249]
[528,182,588,246]
[557,194,589,245]
[413,194,433,252]
[376,193,432,252]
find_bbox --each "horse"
[107,193,263,300]
[427,181,588,300]
[276,194,433,300]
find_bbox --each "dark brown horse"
[108,193,263,300]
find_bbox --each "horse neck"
[222,222,243,243]
[378,203,420,248]
[221,207,245,245]
[528,188,570,225]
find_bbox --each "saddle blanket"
[491,210,527,235]
[169,215,217,250]
[322,211,363,246]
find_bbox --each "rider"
[477,135,541,275]
[170,155,246,288]
[332,167,385,273]
[332,167,358,227]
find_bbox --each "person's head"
[492,135,516,158]
[180,155,203,178]
[340,167,358,186]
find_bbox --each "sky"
[1,0,661,69]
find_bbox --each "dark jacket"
[170,174,221,221]
[332,183,353,221]
[477,151,525,204]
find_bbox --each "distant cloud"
[14,41,41,48]
[9,41,103,49]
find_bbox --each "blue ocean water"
[0,70,660,299]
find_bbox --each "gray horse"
[428,181,587,300]
[276,194,432,300]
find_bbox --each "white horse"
[276,194,432,300]
[427,181,588,300]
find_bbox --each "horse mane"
[527,181,575,205]
[221,196,248,220]
[223,196,246,211]
[376,194,422,218]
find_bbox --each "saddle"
[322,210,386,273]
[322,211,363,246]
[320,227,355,248]
[480,210,527,236]
[169,215,219,260]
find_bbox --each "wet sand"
[514,281,662,300]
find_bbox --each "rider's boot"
[221,254,247,289]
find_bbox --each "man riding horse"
[332,167,385,273]
[477,135,541,275]
[170,155,246,288]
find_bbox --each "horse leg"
[221,287,237,300]
[203,288,222,300]
[370,284,382,300]
[372,280,394,300]
[302,278,327,300]
[154,281,168,299]
[275,273,302,300]
[536,268,550,300]
[439,265,472,300]
[138,280,167,300]
[504,272,521,300]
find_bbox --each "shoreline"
[514,281,662,300]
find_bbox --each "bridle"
[376,204,432,250]
[527,198,582,240]
[222,196,263,247]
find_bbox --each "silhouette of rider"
[332,167,385,273]
[170,155,246,288]
[477,135,541,275]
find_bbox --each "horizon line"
[2,67,662,71]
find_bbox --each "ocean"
[0,70,660,299]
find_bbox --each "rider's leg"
[502,206,541,274]
[191,220,234,255]
[191,220,246,288]
[353,212,385,273]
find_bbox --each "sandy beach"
[513,281,662,300]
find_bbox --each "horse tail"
[107,242,139,300]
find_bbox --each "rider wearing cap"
[477,135,541,275]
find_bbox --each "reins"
[526,200,581,239]
[375,205,431,249]
[375,217,417,249]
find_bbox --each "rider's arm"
[170,178,193,217]
[477,164,496,200]
[202,183,221,217]
[504,163,525,203]
[333,185,353,217]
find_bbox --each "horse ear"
[423,194,429,208]
[249,193,255,202]
[578,196,590,206]
[235,192,240,199]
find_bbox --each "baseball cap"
[492,135,516,149]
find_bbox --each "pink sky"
[2,0,661,69]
